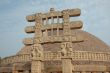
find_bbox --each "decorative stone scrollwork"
[68,9,81,16]
[31,44,43,60]
[61,42,73,56]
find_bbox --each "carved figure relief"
[30,46,36,59]
[31,44,43,59]
[61,42,73,56]
[61,43,67,56]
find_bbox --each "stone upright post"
[31,11,44,73]
[62,10,70,36]
[31,59,42,73]
[12,63,18,73]
[62,57,72,73]
[31,44,44,73]
[61,42,72,73]
[61,9,73,73]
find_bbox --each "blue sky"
[0,0,110,58]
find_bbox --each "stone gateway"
[0,8,110,73]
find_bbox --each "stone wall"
[1,54,30,65]
[1,51,110,65]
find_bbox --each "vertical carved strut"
[61,9,73,73]
[31,13,44,73]
[62,10,71,36]
[35,13,43,38]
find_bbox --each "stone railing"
[71,51,110,61]
[44,51,61,60]
[44,51,110,61]
[1,54,30,65]
[1,51,110,65]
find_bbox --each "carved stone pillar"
[57,28,59,36]
[62,10,70,36]
[12,63,18,73]
[35,13,43,38]
[57,16,59,23]
[31,60,42,73]
[62,10,69,23]
[46,17,48,24]
[51,17,54,24]
[51,28,53,36]
[62,57,72,73]
[61,42,72,73]
[31,44,44,73]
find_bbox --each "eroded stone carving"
[35,13,42,24]
[62,10,69,23]
[31,44,43,59]
[61,42,73,56]
[31,46,37,59]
